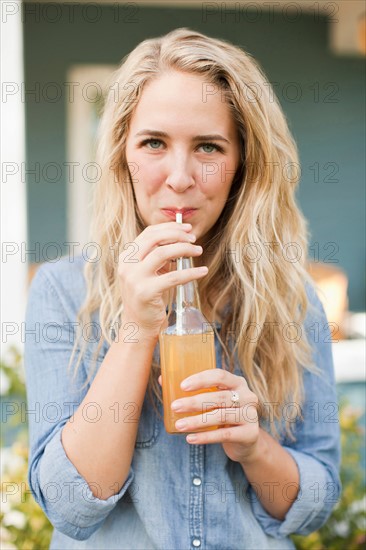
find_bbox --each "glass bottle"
[159,257,218,434]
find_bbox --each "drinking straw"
[175,212,184,335]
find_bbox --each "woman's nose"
[164,155,195,192]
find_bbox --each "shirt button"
[192,477,202,486]
[192,539,201,547]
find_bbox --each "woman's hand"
[159,370,260,463]
[158,372,302,521]
[118,221,208,339]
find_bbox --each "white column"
[0,0,28,355]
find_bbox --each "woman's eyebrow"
[135,129,230,143]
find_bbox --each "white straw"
[175,212,183,335]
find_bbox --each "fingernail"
[181,380,191,390]
[175,419,187,429]
[187,434,197,443]
[171,401,182,411]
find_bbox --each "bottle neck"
[162,257,213,335]
[169,257,202,312]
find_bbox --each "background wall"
[23,2,365,310]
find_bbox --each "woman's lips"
[161,209,197,220]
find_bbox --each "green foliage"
[292,398,366,549]
[1,347,53,549]
[1,346,365,549]
[1,439,53,549]
[1,346,26,398]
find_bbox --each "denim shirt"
[24,255,341,550]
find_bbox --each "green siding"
[23,3,365,310]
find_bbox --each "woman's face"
[125,71,241,245]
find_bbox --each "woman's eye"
[199,143,223,154]
[142,139,163,149]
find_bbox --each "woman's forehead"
[138,71,225,103]
[128,74,237,137]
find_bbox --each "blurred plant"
[1,346,53,549]
[1,347,25,399]
[292,397,366,549]
[1,346,365,548]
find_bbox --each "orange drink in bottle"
[159,249,218,434]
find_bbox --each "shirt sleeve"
[24,264,135,541]
[250,283,342,538]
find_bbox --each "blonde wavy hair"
[68,27,323,442]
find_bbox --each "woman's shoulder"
[32,254,87,287]
[303,277,327,327]
[28,254,89,315]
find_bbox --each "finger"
[175,407,244,433]
[151,262,209,295]
[158,375,162,386]
[186,424,251,446]
[142,242,203,276]
[119,223,194,264]
[180,369,248,392]
[172,390,245,413]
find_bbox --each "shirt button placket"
[189,445,204,549]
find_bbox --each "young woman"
[25,28,341,549]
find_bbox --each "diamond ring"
[231,391,240,407]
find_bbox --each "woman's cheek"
[138,166,163,191]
